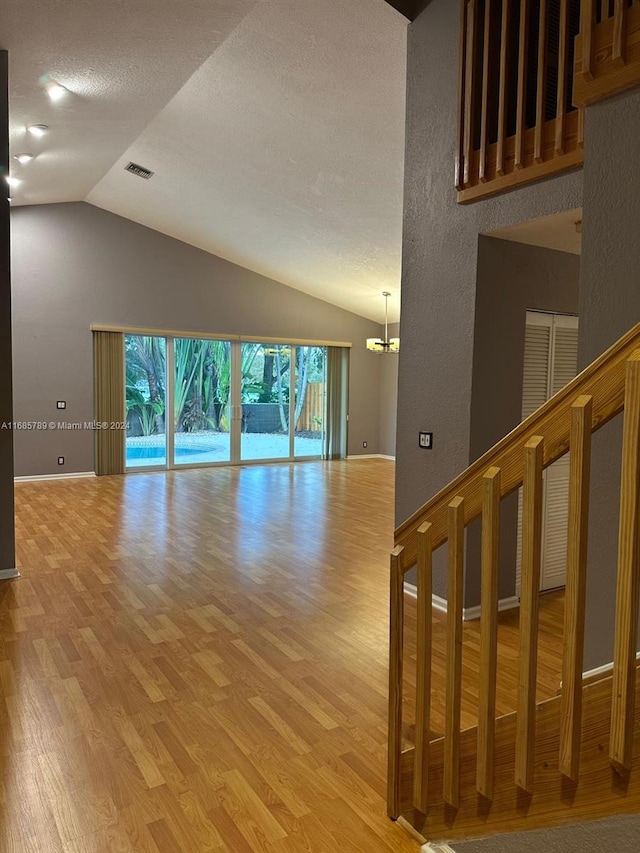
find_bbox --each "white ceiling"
[489,208,583,256]
[3,0,407,323]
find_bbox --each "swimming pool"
[126,445,211,460]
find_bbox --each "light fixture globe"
[366,291,399,353]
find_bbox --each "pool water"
[126,445,210,460]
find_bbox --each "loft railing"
[388,321,640,838]
[573,0,640,106]
[457,0,585,203]
[456,0,640,202]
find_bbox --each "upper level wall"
[10,202,386,476]
[398,0,582,597]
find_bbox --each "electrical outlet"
[57,401,66,409]
[418,432,433,449]
[362,441,367,448]
[57,456,65,465]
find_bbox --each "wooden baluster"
[610,353,640,775]
[515,0,530,169]
[580,0,595,81]
[444,497,465,807]
[613,0,627,66]
[457,0,469,190]
[413,522,433,814]
[555,0,569,154]
[444,497,464,806]
[387,545,405,818]
[496,0,510,176]
[534,0,548,164]
[559,396,593,781]
[463,0,478,186]
[479,0,492,182]
[477,467,501,799]
[515,436,544,792]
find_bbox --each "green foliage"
[174,339,231,433]
[125,336,166,436]
[124,337,327,438]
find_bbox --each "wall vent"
[124,162,154,180]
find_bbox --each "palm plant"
[125,336,166,435]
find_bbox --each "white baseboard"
[404,584,519,621]
[580,650,640,683]
[463,596,520,621]
[0,568,20,580]
[15,471,96,483]
[431,592,448,614]
[347,454,395,461]
[422,844,457,853]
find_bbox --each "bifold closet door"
[516,312,579,594]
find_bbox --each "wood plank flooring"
[0,459,564,851]
[402,588,565,743]
[3,460,415,852]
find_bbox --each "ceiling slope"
[5,0,406,322]
[3,0,258,204]
[88,0,406,321]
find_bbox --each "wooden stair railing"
[388,321,640,839]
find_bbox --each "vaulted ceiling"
[3,0,408,322]
[381,0,430,21]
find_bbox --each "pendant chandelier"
[366,291,400,353]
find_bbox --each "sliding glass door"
[173,338,231,465]
[240,342,291,462]
[294,346,326,458]
[125,335,167,469]
[124,337,330,471]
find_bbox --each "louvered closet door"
[516,313,579,594]
[540,320,579,590]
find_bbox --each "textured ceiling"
[3,0,407,322]
[489,208,583,256]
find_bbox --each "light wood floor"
[1,459,564,852]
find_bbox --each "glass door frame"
[123,333,168,474]
[125,336,328,473]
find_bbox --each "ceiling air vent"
[124,161,154,180]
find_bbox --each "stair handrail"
[389,320,640,831]
[394,320,640,570]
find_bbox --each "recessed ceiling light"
[13,153,34,164]
[6,177,20,188]
[28,124,49,137]
[46,83,68,102]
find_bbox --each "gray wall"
[578,89,640,670]
[10,202,388,476]
[465,238,580,606]
[399,0,582,597]
[379,321,399,458]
